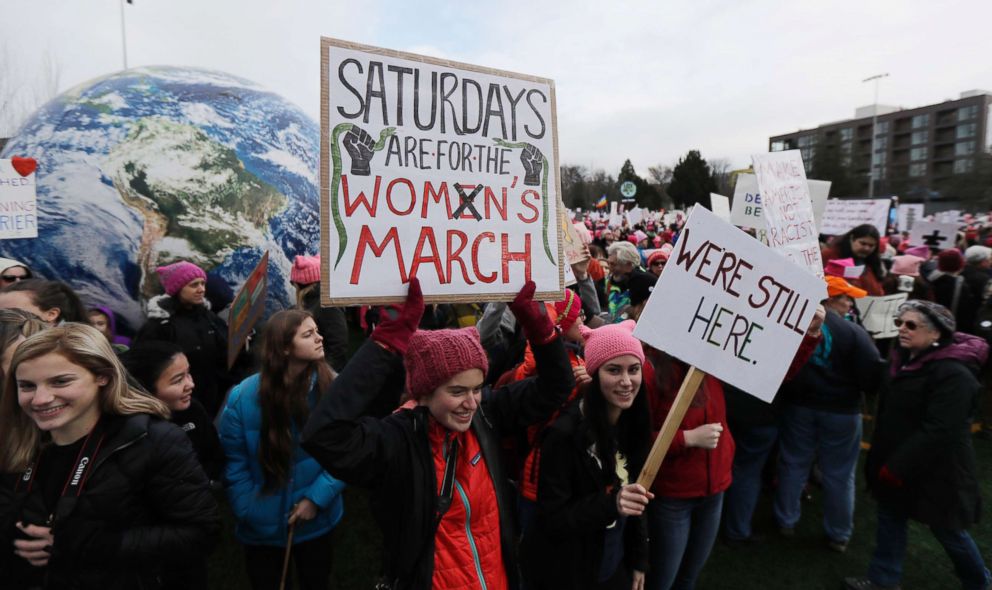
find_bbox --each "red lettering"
[421,181,454,219]
[472,232,497,283]
[501,233,532,284]
[517,189,539,223]
[350,225,406,284]
[386,178,416,216]
[484,186,508,221]
[409,227,446,283]
[341,175,381,216]
[447,230,473,285]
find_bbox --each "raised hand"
[520,144,544,186]
[344,126,376,176]
[371,278,425,355]
[509,281,555,345]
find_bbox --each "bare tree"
[0,44,61,138]
[708,158,734,196]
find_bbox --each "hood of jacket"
[145,294,210,320]
[892,331,989,375]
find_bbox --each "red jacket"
[645,359,735,498]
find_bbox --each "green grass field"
[206,434,991,589]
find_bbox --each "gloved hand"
[344,126,376,176]
[371,278,424,355]
[509,281,555,345]
[520,144,544,186]
[878,465,903,488]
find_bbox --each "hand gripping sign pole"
[636,366,706,488]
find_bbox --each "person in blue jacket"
[220,309,344,590]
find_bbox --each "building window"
[771,140,787,152]
[910,147,928,161]
[840,128,853,142]
[801,148,814,163]
[955,141,976,156]
[875,121,890,135]
[912,114,930,128]
[957,123,977,139]
[873,152,887,166]
[875,136,888,151]
[911,130,928,145]
[954,159,975,174]
[798,135,815,148]
[909,163,926,177]
[957,105,978,122]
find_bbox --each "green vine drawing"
[491,138,556,266]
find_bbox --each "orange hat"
[825,276,867,299]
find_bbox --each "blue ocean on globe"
[0,66,321,331]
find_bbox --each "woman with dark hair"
[824,224,886,296]
[219,309,343,590]
[122,340,224,483]
[0,324,219,590]
[0,279,89,325]
[521,320,652,590]
[846,300,991,590]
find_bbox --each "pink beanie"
[404,328,489,399]
[156,261,206,296]
[905,245,931,259]
[579,320,645,376]
[291,255,321,285]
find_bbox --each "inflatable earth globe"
[0,66,320,331]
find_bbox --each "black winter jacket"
[302,336,574,590]
[520,401,648,590]
[136,295,235,417]
[866,333,988,529]
[0,413,221,590]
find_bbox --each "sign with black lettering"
[320,38,562,305]
[908,221,957,252]
[633,205,827,401]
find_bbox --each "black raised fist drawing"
[344,126,376,176]
[521,144,544,186]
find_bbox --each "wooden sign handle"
[636,366,707,489]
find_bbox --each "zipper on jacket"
[453,480,489,590]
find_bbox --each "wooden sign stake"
[636,365,707,489]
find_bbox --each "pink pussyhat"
[578,320,645,376]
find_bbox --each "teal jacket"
[220,373,344,546]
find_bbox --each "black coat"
[520,402,648,590]
[302,336,574,590]
[136,295,235,417]
[0,413,221,590]
[866,334,987,529]
[171,398,225,482]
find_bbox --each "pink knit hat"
[404,328,489,399]
[291,255,321,285]
[891,255,924,277]
[905,245,931,259]
[579,320,645,376]
[156,261,206,296]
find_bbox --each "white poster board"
[634,205,827,402]
[730,173,830,232]
[908,221,958,251]
[709,193,731,223]
[321,38,562,305]
[819,198,890,236]
[897,204,924,232]
[936,210,962,224]
[752,151,823,279]
[0,158,39,239]
[855,293,908,339]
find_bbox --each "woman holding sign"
[846,300,990,590]
[0,324,219,590]
[823,224,886,296]
[302,279,575,590]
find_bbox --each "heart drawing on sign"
[11,157,37,177]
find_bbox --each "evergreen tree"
[668,150,718,209]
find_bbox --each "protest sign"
[321,38,563,305]
[634,204,826,402]
[752,151,823,279]
[227,251,268,369]
[709,193,731,223]
[0,157,39,239]
[855,293,907,339]
[908,221,958,251]
[626,206,644,227]
[561,208,589,265]
[897,204,924,232]
[730,174,830,233]
[936,210,962,224]
[819,198,890,236]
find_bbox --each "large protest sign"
[752,151,823,279]
[730,173,830,233]
[561,208,589,265]
[897,203,924,232]
[0,157,39,239]
[908,221,958,251]
[321,38,563,305]
[855,293,908,339]
[634,205,826,402]
[709,193,731,223]
[227,252,268,369]
[820,198,890,236]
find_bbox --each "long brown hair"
[0,323,169,472]
[257,310,335,491]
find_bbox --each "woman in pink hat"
[883,255,933,301]
[302,279,574,590]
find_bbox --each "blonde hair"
[0,323,169,472]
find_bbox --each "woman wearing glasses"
[0,258,32,287]
[846,300,990,590]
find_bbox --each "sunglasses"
[893,318,919,331]
[0,275,26,282]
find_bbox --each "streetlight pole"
[863,73,889,198]
[119,0,129,70]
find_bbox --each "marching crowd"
[0,211,990,590]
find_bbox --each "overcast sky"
[5,0,991,175]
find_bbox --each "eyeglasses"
[893,318,919,331]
